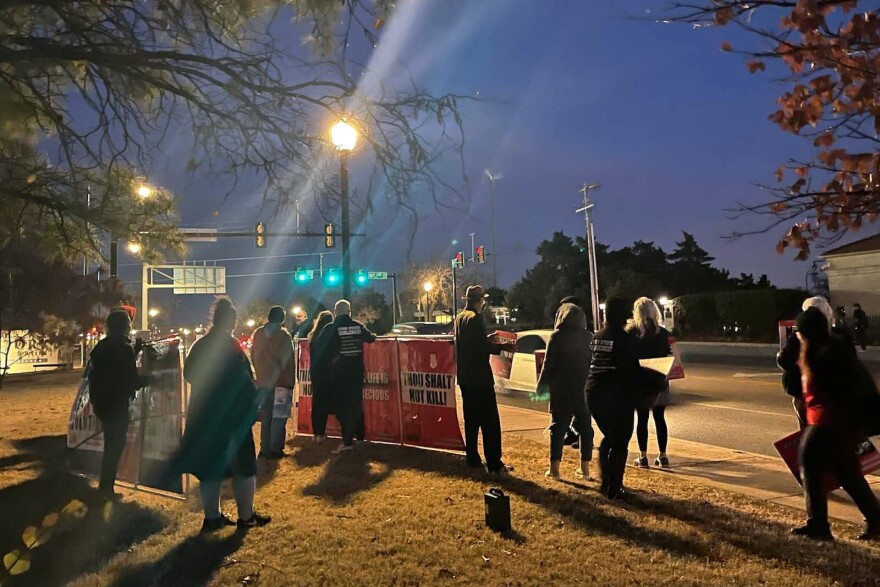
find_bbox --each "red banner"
[774,430,880,492]
[398,338,465,451]
[361,340,402,443]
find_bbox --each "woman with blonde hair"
[308,310,336,442]
[629,296,673,469]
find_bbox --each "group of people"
[88,296,376,532]
[453,286,673,497]
[778,296,880,541]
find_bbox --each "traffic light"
[294,268,313,284]
[453,251,464,269]
[324,223,335,248]
[355,270,369,287]
[255,222,266,248]
[323,269,341,287]
[476,246,486,264]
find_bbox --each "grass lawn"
[1,370,880,586]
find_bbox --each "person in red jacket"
[792,307,880,541]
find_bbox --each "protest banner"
[774,431,880,492]
[667,336,686,380]
[361,339,402,443]
[67,339,185,494]
[398,338,464,451]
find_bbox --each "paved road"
[496,361,879,458]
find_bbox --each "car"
[490,330,551,394]
[390,322,454,336]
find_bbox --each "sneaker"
[654,456,670,469]
[634,456,649,469]
[201,514,236,533]
[488,463,513,477]
[332,444,354,454]
[790,524,833,541]
[237,512,272,528]
[313,435,326,444]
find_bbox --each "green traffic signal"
[355,270,369,287]
[294,268,312,284]
[323,270,341,287]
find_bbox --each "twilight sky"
[119,0,870,325]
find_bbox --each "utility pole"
[340,151,352,300]
[485,170,502,288]
[576,183,601,330]
[469,233,476,263]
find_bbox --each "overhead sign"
[172,266,226,294]
[179,228,218,242]
[367,271,388,280]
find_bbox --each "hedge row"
[673,289,804,338]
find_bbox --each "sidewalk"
[496,402,880,525]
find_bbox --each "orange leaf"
[373,17,385,29]
[774,166,784,182]
[721,41,732,52]
[813,133,835,147]
[747,60,766,73]
[776,240,787,255]
[795,166,810,178]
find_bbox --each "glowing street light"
[148,308,160,318]
[423,281,434,293]
[422,281,434,322]
[292,306,303,315]
[330,117,360,299]
[658,296,669,306]
[330,119,358,152]
[136,184,154,199]
[126,242,142,255]
[246,319,256,328]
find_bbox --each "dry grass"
[2,370,880,586]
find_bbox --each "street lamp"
[136,184,154,199]
[148,308,159,318]
[246,319,256,328]
[658,296,669,307]
[330,118,359,300]
[126,242,142,255]
[423,281,434,322]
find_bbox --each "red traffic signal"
[453,251,464,269]
[476,246,486,264]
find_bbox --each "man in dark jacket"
[538,303,593,479]
[455,285,514,475]
[88,310,140,500]
[853,303,869,352]
[326,299,376,453]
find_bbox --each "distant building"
[821,233,880,310]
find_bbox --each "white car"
[490,330,551,394]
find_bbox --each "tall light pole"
[576,183,601,329]
[330,118,359,300]
[484,169,502,288]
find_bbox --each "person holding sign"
[586,298,643,499]
[537,302,593,480]
[88,309,140,501]
[629,297,673,469]
[791,308,880,541]
[250,305,296,458]
[177,297,270,531]
[455,285,516,476]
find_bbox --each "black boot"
[598,445,611,495]
[607,449,628,500]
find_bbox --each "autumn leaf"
[3,550,31,576]
[714,7,733,25]
[814,133,835,147]
[747,60,766,73]
[373,17,385,29]
[795,167,809,178]
[790,178,806,194]
[776,239,787,254]
[720,41,732,52]
[21,526,51,549]
[771,202,788,213]
[774,166,784,182]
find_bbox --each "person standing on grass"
[250,305,295,459]
[88,309,140,501]
[629,297,673,470]
[791,307,880,541]
[176,297,270,531]
[325,300,376,454]
[308,310,335,443]
[292,307,313,340]
[558,295,589,450]
[853,303,869,352]
[778,296,842,429]
[538,302,593,481]
[455,284,515,476]
[586,298,642,499]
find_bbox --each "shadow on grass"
[0,470,168,587]
[107,528,248,587]
[0,434,67,472]
[290,438,711,560]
